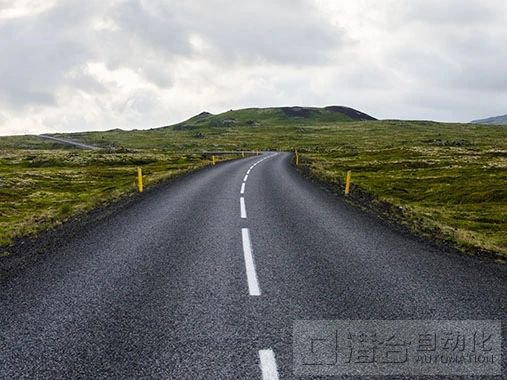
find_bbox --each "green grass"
[168,106,373,128]
[0,135,74,150]
[1,111,506,258]
[299,146,506,257]
[0,150,228,246]
[18,106,374,150]
[288,121,507,257]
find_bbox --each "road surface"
[0,153,505,379]
[39,135,100,149]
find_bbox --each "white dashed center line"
[237,154,281,378]
[259,349,279,380]
[241,228,261,296]
[240,197,247,219]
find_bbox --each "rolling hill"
[168,106,376,130]
[0,105,376,150]
[471,114,507,125]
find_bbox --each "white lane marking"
[259,349,279,380]
[241,228,261,296]
[244,174,249,182]
[240,182,246,194]
[240,197,247,219]
[246,155,276,176]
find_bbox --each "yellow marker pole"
[345,170,352,195]
[295,149,299,166]
[137,167,143,193]
[212,155,216,166]
[242,151,245,158]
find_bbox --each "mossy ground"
[291,123,506,257]
[1,118,505,258]
[0,150,225,246]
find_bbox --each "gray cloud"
[109,0,192,59]
[183,0,345,64]
[0,0,344,117]
[387,13,507,94]
[106,0,345,65]
[0,0,102,108]
[0,0,506,134]
[398,0,501,25]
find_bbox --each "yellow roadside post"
[212,155,216,166]
[137,167,143,193]
[295,149,299,166]
[242,151,245,158]
[345,170,352,195]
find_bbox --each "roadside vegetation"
[1,107,505,258]
[294,122,507,258]
[0,150,226,247]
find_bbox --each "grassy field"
[0,150,229,248]
[1,107,506,258]
[294,122,507,258]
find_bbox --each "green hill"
[169,106,376,130]
[0,106,376,150]
[471,114,507,125]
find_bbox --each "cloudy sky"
[0,0,506,135]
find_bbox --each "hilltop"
[471,114,507,125]
[167,106,376,130]
[0,105,377,150]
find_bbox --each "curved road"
[0,153,506,379]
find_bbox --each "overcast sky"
[0,0,506,135]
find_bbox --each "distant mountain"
[471,114,507,125]
[167,106,376,130]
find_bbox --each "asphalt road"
[0,153,505,379]
[39,135,99,149]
